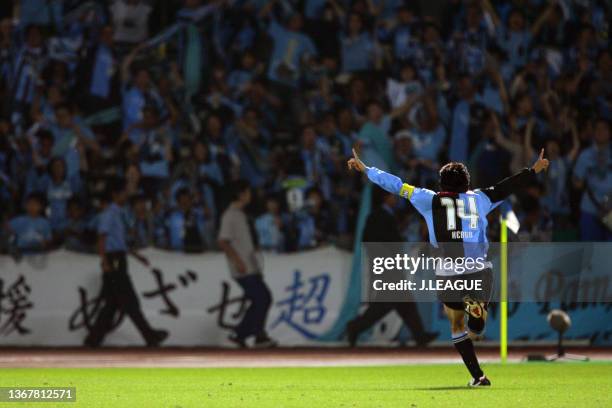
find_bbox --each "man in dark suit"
[345,187,437,347]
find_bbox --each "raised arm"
[523,117,536,161]
[389,92,420,120]
[531,1,556,37]
[567,121,580,162]
[479,148,549,203]
[481,0,501,28]
[328,0,346,19]
[492,113,520,154]
[347,148,415,198]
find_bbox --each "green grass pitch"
[1,363,611,407]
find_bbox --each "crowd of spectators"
[0,0,610,255]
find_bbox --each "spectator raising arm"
[258,0,279,19]
[531,1,558,37]
[328,0,346,19]
[120,44,144,84]
[523,117,537,161]
[567,121,580,163]
[481,0,501,28]
[389,92,420,120]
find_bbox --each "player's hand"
[532,148,550,174]
[347,148,367,173]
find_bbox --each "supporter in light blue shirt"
[167,188,209,252]
[35,86,64,124]
[304,0,327,20]
[40,158,82,232]
[18,0,63,27]
[300,125,332,198]
[265,14,317,86]
[479,81,505,114]
[448,5,491,75]
[490,2,554,75]
[294,188,330,249]
[334,108,357,157]
[371,0,402,21]
[89,28,116,100]
[357,101,394,171]
[341,13,377,72]
[137,107,172,182]
[24,129,54,193]
[496,10,532,71]
[123,85,147,133]
[139,129,171,178]
[409,124,446,163]
[224,109,271,188]
[542,155,573,216]
[573,119,612,240]
[389,6,419,61]
[64,198,96,253]
[198,157,224,186]
[6,194,51,251]
[295,210,316,249]
[227,52,257,97]
[49,104,96,178]
[127,195,154,249]
[255,197,285,251]
[449,76,477,163]
[191,141,223,220]
[13,27,46,105]
[122,68,164,144]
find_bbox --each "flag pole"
[500,218,508,363]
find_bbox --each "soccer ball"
[547,309,571,333]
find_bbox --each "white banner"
[0,247,352,346]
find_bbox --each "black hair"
[67,197,82,209]
[229,180,250,201]
[24,24,41,37]
[439,162,470,193]
[130,193,147,205]
[105,178,126,201]
[25,192,45,205]
[142,104,160,117]
[300,123,316,137]
[48,156,66,167]
[174,187,191,201]
[306,186,323,198]
[37,129,54,142]
[132,64,150,77]
[54,103,72,113]
[243,106,259,117]
[365,99,386,113]
[594,117,611,129]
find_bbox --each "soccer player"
[348,148,549,386]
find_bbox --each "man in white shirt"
[218,180,278,348]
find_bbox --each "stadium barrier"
[0,247,610,346]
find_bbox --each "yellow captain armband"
[399,183,414,199]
